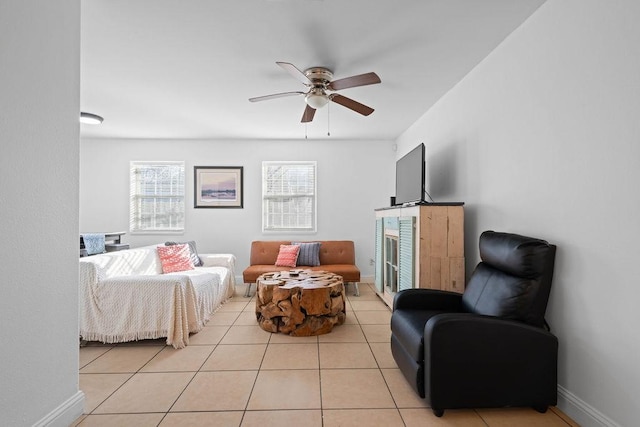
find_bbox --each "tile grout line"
[80,285,577,425]
[78,345,115,370]
[474,409,492,427]
[353,284,409,426]
[84,344,165,417]
[318,333,324,427]
[146,307,241,422]
[239,305,273,424]
[358,304,407,426]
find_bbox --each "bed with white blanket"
[79,244,236,348]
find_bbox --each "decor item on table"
[157,243,194,273]
[165,240,203,266]
[79,245,236,348]
[80,231,126,257]
[390,231,557,417]
[275,244,300,267]
[194,166,243,208]
[243,240,360,297]
[292,241,321,266]
[81,233,106,255]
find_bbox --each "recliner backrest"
[461,231,556,327]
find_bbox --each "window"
[129,161,185,233]
[262,161,317,232]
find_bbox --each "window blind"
[129,161,185,232]
[262,161,317,232]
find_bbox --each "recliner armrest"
[427,314,557,382]
[393,289,463,312]
[425,313,558,353]
[423,313,558,409]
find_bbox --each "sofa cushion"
[157,244,194,273]
[319,240,356,264]
[243,240,360,286]
[243,265,282,283]
[275,244,300,267]
[249,241,291,265]
[306,265,360,282]
[293,241,321,266]
[243,264,361,284]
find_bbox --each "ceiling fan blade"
[301,105,316,123]
[330,94,374,116]
[249,91,305,102]
[328,72,381,91]
[277,62,311,85]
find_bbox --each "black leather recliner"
[390,231,558,417]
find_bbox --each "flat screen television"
[395,143,425,205]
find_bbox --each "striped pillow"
[292,241,321,266]
[157,244,194,273]
[275,244,300,268]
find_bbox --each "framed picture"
[194,166,243,208]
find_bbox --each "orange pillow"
[157,243,194,273]
[275,244,300,268]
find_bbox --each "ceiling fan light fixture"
[80,112,104,125]
[305,92,329,109]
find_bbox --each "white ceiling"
[80,0,545,141]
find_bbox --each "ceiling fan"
[249,62,381,123]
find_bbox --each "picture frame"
[194,166,243,208]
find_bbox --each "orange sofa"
[242,240,361,297]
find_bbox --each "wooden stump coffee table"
[255,270,346,336]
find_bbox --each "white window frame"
[129,161,185,234]
[262,161,317,233]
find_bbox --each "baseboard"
[557,385,620,427]
[33,390,84,427]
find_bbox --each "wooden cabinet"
[374,204,464,307]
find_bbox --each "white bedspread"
[79,246,236,348]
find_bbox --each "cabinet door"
[398,216,415,291]
[374,218,384,293]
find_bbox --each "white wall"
[396,0,640,426]
[80,139,395,280]
[0,1,83,426]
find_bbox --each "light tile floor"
[75,283,579,427]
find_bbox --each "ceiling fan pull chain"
[305,123,308,139]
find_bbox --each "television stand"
[374,203,465,307]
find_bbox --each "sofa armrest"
[79,258,105,284]
[200,253,236,286]
[393,288,463,312]
[200,253,235,268]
